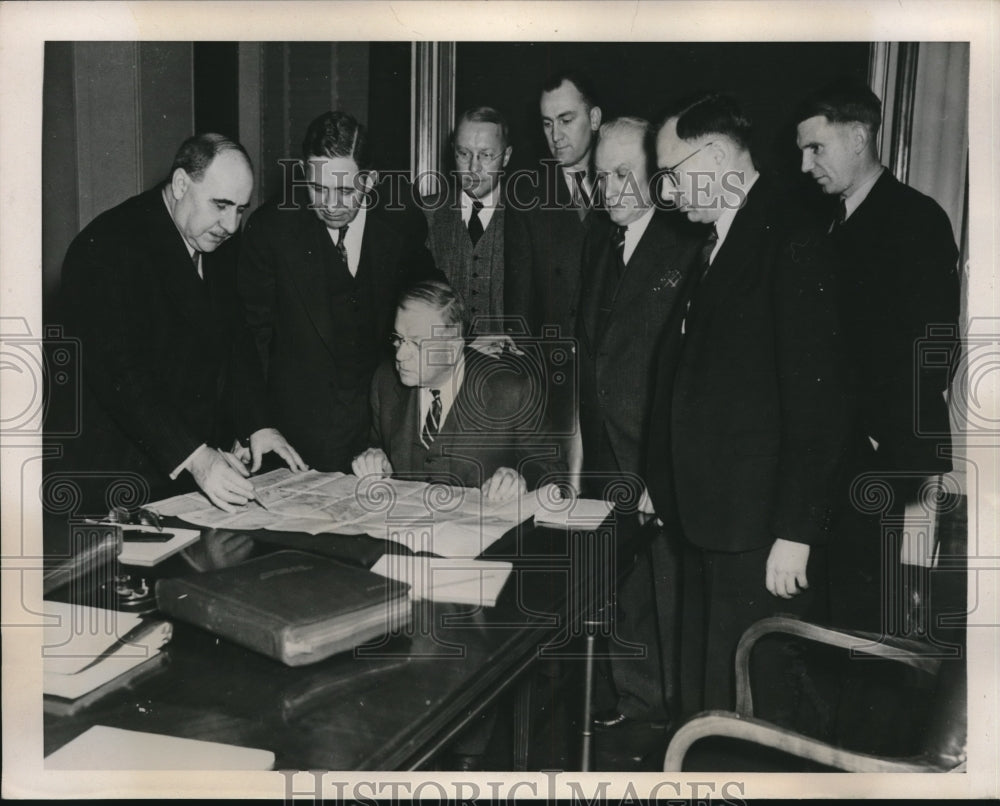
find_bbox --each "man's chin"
[397,367,419,387]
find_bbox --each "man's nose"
[800,150,814,173]
[221,208,241,234]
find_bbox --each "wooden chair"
[662,615,966,772]
[664,480,967,773]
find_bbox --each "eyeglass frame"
[662,140,716,186]
[453,147,505,166]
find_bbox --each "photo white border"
[2,0,997,799]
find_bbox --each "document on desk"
[148,470,559,558]
[370,554,513,606]
[43,601,172,699]
[45,725,275,770]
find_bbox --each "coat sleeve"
[769,227,853,545]
[59,232,205,475]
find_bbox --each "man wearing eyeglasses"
[352,279,565,501]
[239,111,439,473]
[644,93,851,721]
[422,106,521,338]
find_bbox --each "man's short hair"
[541,69,600,111]
[399,279,467,333]
[661,92,753,154]
[301,110,372,171]
[456,106,510,149]
[170,133,251,181]
[794,80,883,137]
[598,116,656,183]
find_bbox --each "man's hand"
[481,467,527,504]
[244,427,309,473]
[469,334,525,357]
[765,538,811,599]
[351,448,394,479]
[189,446,256,512]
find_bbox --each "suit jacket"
[576,209,701,480]
[504,160,606,337]
[369,348,567,490]
[646,178,852,553]
[55,187,267,502]
[238,195,439,472]
[831,169,960,477]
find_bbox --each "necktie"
[572,171,592,209]
[421,389,443,446]
[699,224,719,278]
[611,225,627,275]
[335,225,349,267]
[191,250,202,279]
[829,198,847,234]
[468,199,484,247]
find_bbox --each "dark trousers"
[679,540,829,722]
[607,527,680,722]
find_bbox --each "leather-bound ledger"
[155,550,410,666]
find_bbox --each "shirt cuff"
[170,443,207,480]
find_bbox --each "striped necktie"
[421,389,443,445]
[335,225,349,267]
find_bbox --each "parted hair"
[660,92,753,153]
[456,106,510,149]
[794,80,883,137]
[301,110,373,171]
[399,280,467,333]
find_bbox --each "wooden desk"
[43,512,645,770]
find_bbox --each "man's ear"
[361,170,379,192]
[589,105,603,131]
[707,139,728,167]
[501,146,513,169]
[850,123,870,154]
[170,168,189,200]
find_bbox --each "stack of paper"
[43,601,172,700]
[45,726,274,770]
[371,554,513,606]
[535,497,613,528]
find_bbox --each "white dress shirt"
[710,170,760,265]
[842,166,884,221]
[460,184,501,232]
[325,204,367,276]
[417,353,466,446]
[621,205,656,265]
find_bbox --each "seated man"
[352,279,565,503]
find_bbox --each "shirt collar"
[460,183,501,211]
[842,165,884,220]
[161,186,196,258]
[621,204,656,262]
[420,349,465,427]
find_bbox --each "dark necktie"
[421,389,443,445]
[335,225,349,267]
[829,198,847,234]
[572,171,592,208]
[191,250,202,279]
[699,224,719,278]
[468,199,484,247]
[612,225,627,275]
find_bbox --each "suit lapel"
[288,210,342,358]
[146,191,213,332]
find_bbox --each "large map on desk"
[148,470,564,558]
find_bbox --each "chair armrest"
[734,615,943,716]
[662,710,936,773]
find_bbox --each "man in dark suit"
[794,81,960,632]
[504,70,606,484]
[56,134,306,513]
[239,111,438,473]
[645,94,851,719]
[576,116,701,736]
[424,106,520,337]
[352,279,565,498]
